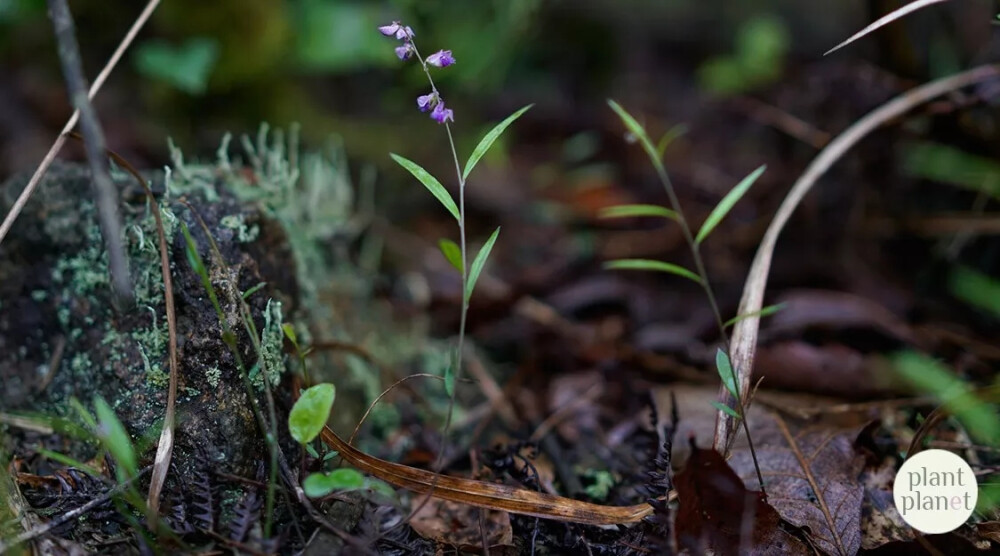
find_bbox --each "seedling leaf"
[598,204,679,222]
[716,349,738,399]
[289,383,336,444]
[711,401,742,419]
[723,303,786,328]
[390,153,460,221]
[465,227,500,302]
[696,164,765,244]
[303,468,366,498]
[282,323,299,347]
[656,124,688,158]
[438,238,463,273]
[94,397,138,479]
[607,100,659,166]
[604,259,702,284]
[463,104,533,181]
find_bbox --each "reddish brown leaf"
[674,440,808,554]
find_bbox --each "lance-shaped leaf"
[94,397,138,480]
[390,153,460,222]
[696,164,766,245]
[598,204,678,222]
[607,100,660,168]
[723,303,786,328]
[438,238,463,273]
[463,105,533,181]
[465,227,500,302]
[716,349,738,399]
[656,124,688,158]
[711,401,742,419]
[604,259,702,284]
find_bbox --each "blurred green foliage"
[949,266,1000,319]
[698,14,790,95]
[134,37,219,94]
[892,351,1000,447]
[903,142,1000,199]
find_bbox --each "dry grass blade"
[824,0,950,56]
[74,135,180,520]
[714,64,1000,455]
[0,0,161,248]
[348,374,444,446]
[319,426,656,525]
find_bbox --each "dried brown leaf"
[729,412,866,556]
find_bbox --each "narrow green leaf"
[390,153,460,221]
[464,227,500,302]
[289,383,336,445]
[37,448,103,478]
[715,349,738,399]
[656,124,688,158]
[282,323,299,347]
[607,100,660,167]
[603,259,702,284]
[93,397,138,479]
[949,266,1000,318]
[463,104,533,181]
[711,401,742,419]
[438,238,463,273]
[444,364,456,397]
[598,204,679,222]
[723,303,786,328]
[696,164,766,245]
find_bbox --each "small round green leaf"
[303,468,365,498]
[289,383,336,444]
[438,238,463,273]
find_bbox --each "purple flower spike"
[417,92,437,112]
[431,102,454,124]
[426,50,455,68]
[395,44,413,60]
[378,22,401,37]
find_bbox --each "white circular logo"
[894,449,977,534]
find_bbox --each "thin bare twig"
[824,0,951,56]
[81,137,180,521]
[46,0,131,303]
[0,0,161,248]
[715,64,1000,454]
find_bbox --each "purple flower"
[378,22,401,37]
[431,102,454,124]
[426,50,455,68]
[417,92,438,112]
[378,21,414,40]
[395,44,413,60]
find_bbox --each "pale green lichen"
[205,366,222,389]
[250,298,285,390]
[220,214,260,243]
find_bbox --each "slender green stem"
[649,158,767,498]
[406,39,471,511]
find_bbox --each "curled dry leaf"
[318,426,655,525]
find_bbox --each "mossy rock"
[0,160,297,479]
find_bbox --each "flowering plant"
[379,20,531,465]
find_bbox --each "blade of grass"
[825,0,950,56]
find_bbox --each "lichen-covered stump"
[0,160,297,483]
